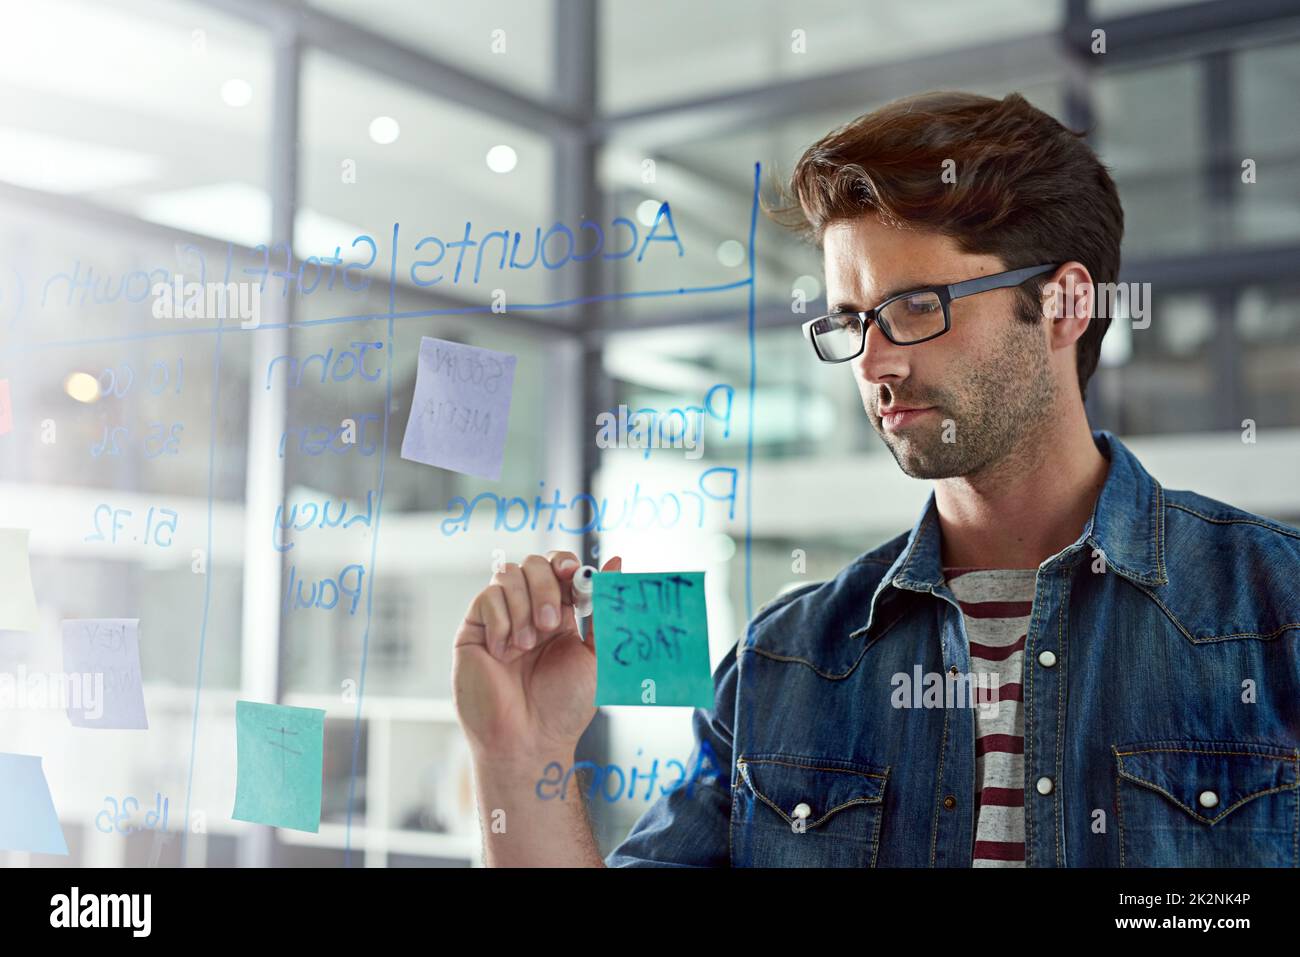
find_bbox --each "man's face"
[822,215,1058,479]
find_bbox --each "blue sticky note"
[232,700,325,833]
[400,336,517,481]
[61,618,148,729]
[592,571,713,708]
[0,752,68,855]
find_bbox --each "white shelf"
[145,685,461,723]
[281,692,460,722]
[277,822,479,859]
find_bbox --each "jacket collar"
[853,430,1166,640]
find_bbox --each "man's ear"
[1041,263,1094,323]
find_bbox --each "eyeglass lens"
[811,291,945,358]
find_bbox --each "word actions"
[536,741,724,803]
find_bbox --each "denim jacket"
[606,430,1300,867]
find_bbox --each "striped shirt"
[943,566,1037,868]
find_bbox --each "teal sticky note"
[232,700,325,833]
[592,571,712,708]
[0,752,68,855]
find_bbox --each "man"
[453,91,1300,867]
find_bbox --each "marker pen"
[571,565,598,618]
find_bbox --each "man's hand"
[453,551,622,766]
[453,551,623,867]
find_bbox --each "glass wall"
[2,0,1298,869]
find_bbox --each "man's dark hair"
[767,90,1124,402]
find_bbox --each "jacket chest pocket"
[731,755,889,867]
[1114,740,1300,868]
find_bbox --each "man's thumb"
[583,555,623,645]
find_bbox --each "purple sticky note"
[400,337,516,481]
[60,618,148,730]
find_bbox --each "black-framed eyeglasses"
[801,263,1060,362]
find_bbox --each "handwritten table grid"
[0,163,763,866]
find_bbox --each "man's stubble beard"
[871,303,1059,480]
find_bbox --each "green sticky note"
[592,571,712,708]
[232,700,325,833]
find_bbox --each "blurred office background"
[0,0,1298,866]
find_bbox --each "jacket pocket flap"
[1114,741,1300,824]
[737,755,887,829]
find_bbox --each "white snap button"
[792,802,812,820]
[1199,790,1218,809]
[1038,650,1057,667]
[1036,776,1054,795]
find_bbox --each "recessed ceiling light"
[793,274,822,300]
[221,78,252,108]
[369,116,400,145]
[716,240,744,268]
[64,372,100,403]
[486,144,517,173]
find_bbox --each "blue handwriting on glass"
[265,341,383,390]
[278,414,381,457]
[439,467,738,537]
[96,360,184,399]
[94,793,169,835]
[36,205,681,316]
[90,421,182,458]
[272,492,375,552]
[85,505,177,546]
[282,563,365,615]
[536,742,724,803]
